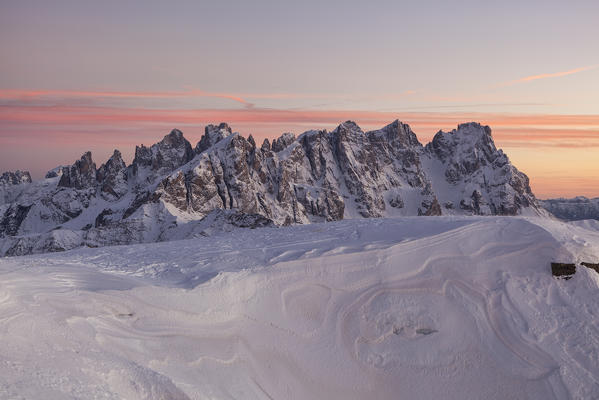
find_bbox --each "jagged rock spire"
[58,151,97,190]
[131,129,194,183]
[195,123,233,154]
[97,150,128,200]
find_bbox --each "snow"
[1,216,598,399]
[540,197,599,221]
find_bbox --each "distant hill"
[540,197,599,221]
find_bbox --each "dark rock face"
[294,185,345,222]
[45,168,62,179]
[157,172,189,211]
[58,152,97,190]
[131,129,194,184]
[0,204,32,237]
[95,208,115,228]
[0,120,543,256]
[195,123,233,154]
[420,198,442,216]
[271,132,296,152]
[0,170,32,186]
[97,150,128,200]
[214,209,274,229]
[261,138,271,152]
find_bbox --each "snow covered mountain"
[0,170,32,186]
[540,197,599,221]
[0,120,542,256]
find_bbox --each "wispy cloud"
[0,88,422,111]
[495,65,598,88]
[0,89,256,108]
[2,104,598,143]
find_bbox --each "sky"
[1,0,598,198]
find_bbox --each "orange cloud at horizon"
[0,104,598,198]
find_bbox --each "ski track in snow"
[1,216,598,399]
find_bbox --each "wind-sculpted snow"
[0,120,543,255]
[1,217,598,399]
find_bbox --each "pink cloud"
[0,88,255,108]
[1,101,598,198]
[496,65,598,88]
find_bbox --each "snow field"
[0,216,598,399]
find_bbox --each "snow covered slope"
[0,216,598,399]
[1,121,544,256]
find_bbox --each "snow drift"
[0,216,598,399]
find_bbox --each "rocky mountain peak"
[370,119,422,148]
[271,132,296,152]
[159,129,193,152]
[58,151,97,190]
[196,123,233,153]
[163,128,185,144]
[131,129,194,183]
[334,120,363,135]
[458,121,489,131]
[261,138,271,152]
[426,122,496,164]
[0,120,543,256]
[0,170,32,186]
[97,150,128,200]
[247,134,256,148]
[424,122,536,215]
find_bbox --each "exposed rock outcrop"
[45,166,65,179]
[0,170,32,186]
[0,120,543,256]
[425,122,536,216]
[58,152,97,190]
[195,123,233,154]
[97,150,128,200]
[131,129,194,185]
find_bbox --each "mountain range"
[540,197,599,221]
[0,120,542,256]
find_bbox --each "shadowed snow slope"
[1,216,598,399]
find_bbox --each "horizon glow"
[1,0,598,198]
